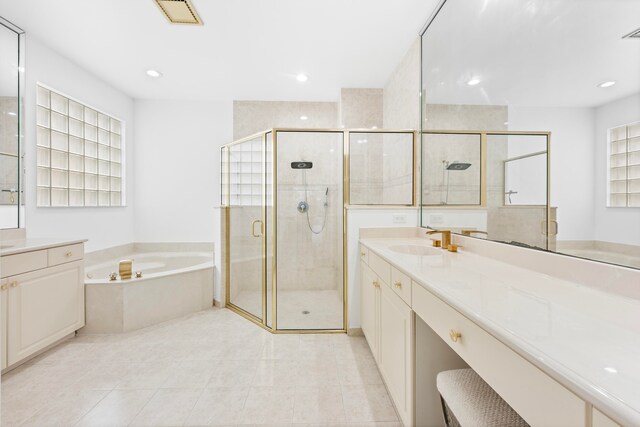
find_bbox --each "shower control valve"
[297,201,308,213]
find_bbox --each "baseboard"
[214,299,223,307]
[347,327,363,336]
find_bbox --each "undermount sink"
[388,244,442,256]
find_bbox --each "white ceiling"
[423,0,640,108]
[0,0,439,101]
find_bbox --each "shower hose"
[302,169,328,234]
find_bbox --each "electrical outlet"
[392,213,407,224]
[429,213,444,225]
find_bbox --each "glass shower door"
[273,131,344,331]
[226,136,265,321]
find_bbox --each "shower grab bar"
[251,219,264,237]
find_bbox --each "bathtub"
[82,247,214,334]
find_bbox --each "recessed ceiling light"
[296,73,308,83]
[467,78,481,86]
[146,69,163,78]
[7,112,16,116]
[300,115,308,120]
[597,81,616,88]
[604,367,618,374]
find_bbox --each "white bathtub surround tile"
[161,360,215,388]
[336,356,384,385]
[240,385,296,425]
[130,388,202,426]
[19,389,109,427]
[184,386,250,426]
[206,359,259,387]
[292,385,347,423]
[341,384,399,423]
[75,389,156,426]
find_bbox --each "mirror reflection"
[420,0,640,268]
[0,19,24,229]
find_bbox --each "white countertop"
[360,237,640,427]
[0,238,87,256]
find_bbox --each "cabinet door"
[360,262,379,360]
[7,261,84,366]
[1,281,7,370]
[379,283,413,427]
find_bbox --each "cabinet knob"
[393,281,402,289]
[10,281,18,288]
[65,252,73,257]
[0,283,7,291]
[360,252,366,256]
[372,280,380,288]
[449,329,462,342]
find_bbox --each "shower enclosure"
[221,129,346,332]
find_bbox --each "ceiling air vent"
[622,27,640,39]
[154,0,202,25]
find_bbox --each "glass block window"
[608,122,640,207]
[36,84,124,207]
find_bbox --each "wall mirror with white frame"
[420,0,640,269]
[0,18,25,230]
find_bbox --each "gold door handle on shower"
[251,220,264,238]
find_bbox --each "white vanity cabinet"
[360,245,414,426]
[360,262,379,361]
[1,241,85,370]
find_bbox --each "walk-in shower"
[221,129,345,332]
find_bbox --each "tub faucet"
[426,229,452,250]
[119,259,133,280]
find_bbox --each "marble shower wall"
[276,132,343,292]
[233,100,338,140]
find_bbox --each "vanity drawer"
[368,252,390,286]
[390,266,411,305]
[359,245,369,265]
[412,285,586,427]
[48,243,84,266]
[1,250,48,278]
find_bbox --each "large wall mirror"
[420,0,640,269]
[0,17,25,230]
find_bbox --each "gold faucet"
[426,229,452,250]
[119,259,133,280]
[461,229,488,237]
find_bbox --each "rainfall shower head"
[291,161,313,169]
[446,162,472,171]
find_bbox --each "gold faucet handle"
[447,244,463,253]
[431,239,441,248]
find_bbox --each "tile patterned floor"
[1,308,400,427]
[232,290,344,330]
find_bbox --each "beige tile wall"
[233,101,338,140]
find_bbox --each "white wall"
[594,93,640,246]
[132,100,233,300]
[24,36,135,252]
[507,106,596,241]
